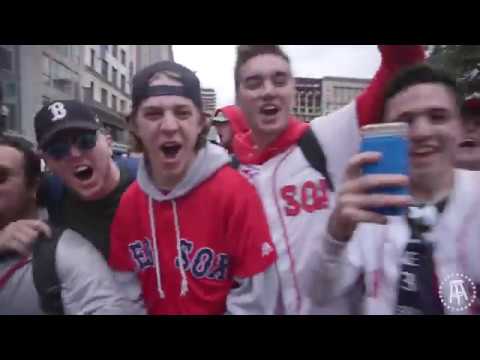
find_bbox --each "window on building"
[5,82,16,98]
[315,93,322,112]
[51,61,76,95]
[112,67,118,87]
[101,59,108,78]
[0,47,13,71]
[90,49,95,68]
[84,81,95,101]
[298,93,305,107]
[4,103,18,132]
[121,49,126,65]
[42,55,51,87]
[129,61,134,81]
[111,94,117,111]
[101,88,108,106]
[104,124,120,142]
[120,99,126,113]
[112,45,118,58]
[120,74,126,92]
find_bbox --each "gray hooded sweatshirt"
[134,143,279,314]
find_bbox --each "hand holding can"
[360,123,410,216]
[327,123,413,242]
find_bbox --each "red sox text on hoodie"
[109,143,277,315]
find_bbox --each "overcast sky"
[173,45,382,108]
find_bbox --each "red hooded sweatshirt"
[109,144,277,315]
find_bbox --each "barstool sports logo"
[438,273,477,312]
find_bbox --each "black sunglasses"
[43,131,98,160]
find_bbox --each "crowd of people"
[0,45,479,315]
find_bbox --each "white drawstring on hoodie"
[148,196,189,299]
[172,200,189,296]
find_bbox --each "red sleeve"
[357,45,426,126]
[227,178,277,279]
[109,187,137,272]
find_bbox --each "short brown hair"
[382,63,463,121]
[234,45,290,90]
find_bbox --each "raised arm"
[357,45,425,126]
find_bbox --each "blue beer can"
[360,123,410,216]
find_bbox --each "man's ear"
[127,113,144,154]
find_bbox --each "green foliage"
[427,45,480,96]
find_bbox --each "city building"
[0,45,22,136]
[201,88,217,116]
[136,45,174,70]
[293,76,370,122]
[81,45,137,152]
[0,45,173,150]
[321,77,370,115]
[2,45,84,143]
[293,77,322,123]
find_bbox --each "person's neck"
[251,129,282,151]
[149,157,194,192]
[411,169,454,204]
[152,172,181,192]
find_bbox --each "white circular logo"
[438,273,477,312]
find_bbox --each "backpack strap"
[40,175,66,226]
[32,227,65,315]
[229,154,241,170]
[298,128,335,192]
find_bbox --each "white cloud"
[173,45,383,108]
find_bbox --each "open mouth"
[160,143,182,159]
[74,165,94,181]
[410,146,436,158]
[260,105,280,117]
[459,139,478,148]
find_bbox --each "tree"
[427,45,480,96]
[0,85,5,135]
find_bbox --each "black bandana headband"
[131,61,203,111]
[144,85,201,107]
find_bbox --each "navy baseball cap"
[131,61,203,110]
[34,100,101,148]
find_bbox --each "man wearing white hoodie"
[108,61,278,315]
[315,64,480,315]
